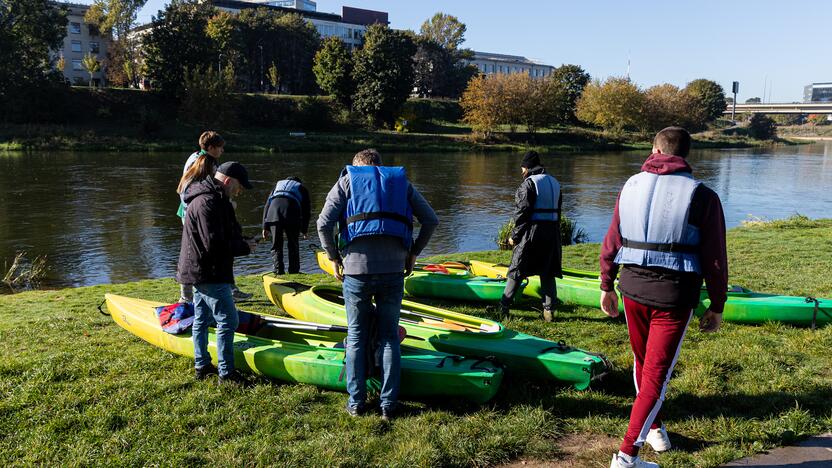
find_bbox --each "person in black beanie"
[499,151,563,322]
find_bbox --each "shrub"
[495,215,588,250]
[748,113,777,140]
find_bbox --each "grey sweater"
[317,171,438,275]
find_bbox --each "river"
[1,143,830,289]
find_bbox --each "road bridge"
[724,103,832,114]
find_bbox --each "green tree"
[745,97,761,103]
[0,0,68,121]
[748,113,777,140]
[313,36,354,107]
[576,77,646,132]
[82,53,101,87]
[419,12,466,50]
[180,64,236,126]
[273,13,320,94]
[548,64,590,124]
[143,0,217,96]
[684,78,726,123]
[643,83,706,131]
[353,24,416,128]
[84,0,147,87]
[267,61,280,93]
[412,35,477,99]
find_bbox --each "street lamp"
[731,81,739,123]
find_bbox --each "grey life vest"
[614,171,702,274]
[529,174,561,222]
[269,179,302,205]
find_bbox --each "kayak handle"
[98,299,109,316]
[436,355,465,368]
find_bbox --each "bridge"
[724,102,832,114]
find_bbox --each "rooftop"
[472,51,551,67]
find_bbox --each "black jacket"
[262,183,311,234]
[176,177,250,285]
[507,166,563,279]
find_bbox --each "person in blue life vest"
[177,131,252,303]
[499,151,563,322]
[600,127,727,468]
[262,176,311,274]
[317,149,438,421]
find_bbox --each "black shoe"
[381,406,396,422]
[218,370,248,385]
[195,364,218,380]
[346,403,364,417]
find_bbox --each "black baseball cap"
[217,161,253,189]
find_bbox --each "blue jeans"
[193,283,239,377]
[342,273,404,410]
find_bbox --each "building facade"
[54,2,110,86]
[209,1,388,49]
[468,51,555,79]
[803,82,832,102]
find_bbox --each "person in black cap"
[176,161,257,384]
[498,151,563,322]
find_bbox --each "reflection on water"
[1,143,830,289]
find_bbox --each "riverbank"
[1,217,830,466]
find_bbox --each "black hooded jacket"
[176,177,250,285]
[507,166,563,279]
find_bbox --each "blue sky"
[124,0,829,102]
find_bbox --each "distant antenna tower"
[626,50,631,80]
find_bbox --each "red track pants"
[620,297,693,457]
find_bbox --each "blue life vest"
[615,171,702,274]
[268,179,303,206]
[528,174,561,222]
[341,165,413,248]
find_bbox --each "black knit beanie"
[521,151,541,169]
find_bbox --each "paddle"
[262,316,426,341]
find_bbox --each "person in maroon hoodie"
[600,127,728,468]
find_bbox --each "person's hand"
[699,308,722,333]
[508,237,515,247]
[332,258,344,282]
[262,229,269,240]
[404,253,417,276]
[600,290,619,318]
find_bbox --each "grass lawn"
[1,217,830,466]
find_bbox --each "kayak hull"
[317,251,515,303]
[105,294,503,403]
[469,261,831,326]
[264,276,609,390]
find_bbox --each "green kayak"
[264,275,610,390]
[105,294,503,403]
[469,261,832,326]
[316,251,516,302]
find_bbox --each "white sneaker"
[610,453,659,468]
[645,425,672,452]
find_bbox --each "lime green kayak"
[316,251,516,303]
[264,276,610,390]
[469,261,831,326]
[105,294,503,403]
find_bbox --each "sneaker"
[218,370,248,385]
[380,406,396,422]
[542,307,554,322]
[645,425,671,452]
[609,453,658,468]
[231,288,253,302]
[195,364,218,380]
[345,403,364,417]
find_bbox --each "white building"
[209,1,388,49]
[52,2,111,86]
[469,51,555,79]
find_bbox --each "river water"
[1,143,830,289]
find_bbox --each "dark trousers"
[500,275,556,309]
[270,225,300,274]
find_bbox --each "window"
[491,64,496,73]
[72,59,83,71]
[70,22,81,34]
[71,40,82,53]
[89,42,99,54]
